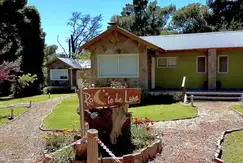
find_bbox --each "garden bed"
[42,124,163,163]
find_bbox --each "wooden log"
[87,129,98,163]
[78,79,85,137]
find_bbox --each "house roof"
[80,25,165,52]
[46,57,91,69]
[140,30,243,51]
[58,57,91,69]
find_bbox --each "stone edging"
[0,97,71,130]
[0,106,31,129]
[39,96,72,132]
[66,137,162,163]
[230,106,243,117]
[214,127,243,163]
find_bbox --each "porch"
[150,89,243,101]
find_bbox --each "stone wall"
[208,49,217,90]
[89,30,149,89]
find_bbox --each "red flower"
[146,127,150,131]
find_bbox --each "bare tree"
[67,12,103,56]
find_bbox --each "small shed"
[45,57,91,88]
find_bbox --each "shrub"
[138,92,181,106]
[10,74,38,97]
[44,131,75,153]
[131,118,155,150]
[42,86,75,94]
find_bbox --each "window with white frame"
[50,69,68,80]
[97,54,139,78]
[218,55,229,74]
[157,57,177,68]
[196,56,207,74]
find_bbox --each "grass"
[0,107,28,125]
[44,96,197,130]
[221,130,243,163]
[0,93,74,106]
[231,105,243,114]
[129,104,197,121]
[44,96,80,130]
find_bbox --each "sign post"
[78,79,85,138]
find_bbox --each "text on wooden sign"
[77,88,141,109]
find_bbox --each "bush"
[131,124,154,150]
[44,131,75,153]
[10,74,38,97]
[43,86,75,94]
[138,92,181,106]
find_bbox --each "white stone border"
[39,96,74,132]
[214,106,243,163]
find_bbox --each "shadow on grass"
[0,115,9,119]
[131,93,181,107]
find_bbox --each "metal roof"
[140,30,243,51]
[58,57,91,69]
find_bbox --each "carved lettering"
[80,88,141,109]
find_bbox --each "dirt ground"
[0,97,67,163]
[149,101,243,163]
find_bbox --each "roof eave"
[80,26,166,53]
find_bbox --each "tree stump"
[77,105,134,158]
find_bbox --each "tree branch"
[57,35,68,56]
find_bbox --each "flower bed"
[38,118,163,163]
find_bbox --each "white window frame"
[196,56,207,74]
[50,69,69,80]
[157,57,178,68]
[218,55,229,74]
[97,54,139,78]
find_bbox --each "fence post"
[181,76,187,102]
[191,95,194,107]
[78,79,85,137]
[10,107,14,120]
[87,129,98,163]
[241,94,243,107]
[29,100,31,108]
[48,93,51,99]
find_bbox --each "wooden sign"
[77,88,141,109]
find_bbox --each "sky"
[27,0,205,53]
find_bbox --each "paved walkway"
[0,98,67,163]
[150,102,243,163]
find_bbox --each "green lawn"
[231,105,243,114]
[222,130,243,163]
[44,96,80,130]
[0,107,28,125]
[44,96,197,130]
[129,104,197,121]
[0,93,74,106]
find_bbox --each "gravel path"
[150,101,243,163]
[0,97,68,163]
